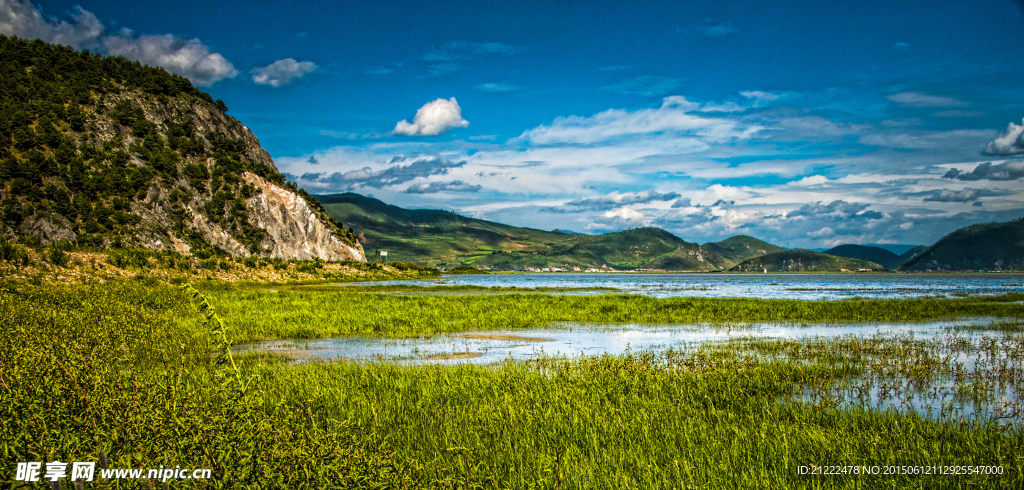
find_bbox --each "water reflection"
[343,272,1024,300]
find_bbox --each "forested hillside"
[0,35,361,260]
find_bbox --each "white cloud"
[982,118,1024,156]
[887,91,966,107]
[405,180,482,194]
[860,129,991,149]
[586,207,649,230]
[392,97,470,136]
[476,83,522,93]
[565,190,681,210]
[740,90,782,105]
[0,0,103,48]
[515,96,753,146]
[277,88,1024,248]
[251,58,317,87]
[0,1,240,87]
[102,29,238,86]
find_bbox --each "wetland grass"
[196,286,1024,343]
[3,279,1022,488]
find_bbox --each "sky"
[4,0,1024,247]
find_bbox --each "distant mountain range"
[318,192,1024,272]
[316,193,727,270]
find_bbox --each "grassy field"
[3,279,1023,488]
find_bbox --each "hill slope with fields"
[729,249,884,272]
[317,193,730,270]
[702,235,786,266]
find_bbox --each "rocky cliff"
[0,35,363,261]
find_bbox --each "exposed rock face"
[106,95,364,261]
[245,173,363,261]
[19,215,76,242]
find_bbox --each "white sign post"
[379,251,388,262]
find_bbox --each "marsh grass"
[3,280,1022,488]
[196,287,1024,343]
[0,281,414,488]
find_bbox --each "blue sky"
[5,0,1024,247]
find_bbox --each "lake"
[347,272,1024,300]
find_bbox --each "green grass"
[196,287,1024,343]
[3,280,1023,488]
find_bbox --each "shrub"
[47,247,69,268]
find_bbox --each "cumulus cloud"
[786,200,883,220]
[0,0,235,86]
[305,157,466,189]
[943,161,1024,181]
[0,0,241,86]
[0,0,102,48]
[251,58,317,87]
[565,190,682,210]
[392,98,470,136]
[887,91,966,107]
[671,198,692,208]
[653,207,718,227]
[101,29,238,86]
[587,207,649,230]
[923,188,980,203]
[982,118,1024,156]
[601,76,683,97]
[405,180,482,194]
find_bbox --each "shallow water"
[238,318,1022,422]
[345,272,1024,300]
[236,318,997,365]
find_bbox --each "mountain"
[899,218,1024,271]
[897,245,927,263]
[824,244,902,269]
[866,244,923,256]
[316,192,568,265]
[317,193,729,270]
[702,235,786,266]
[729,249,884,272]
[0,36,362,261]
